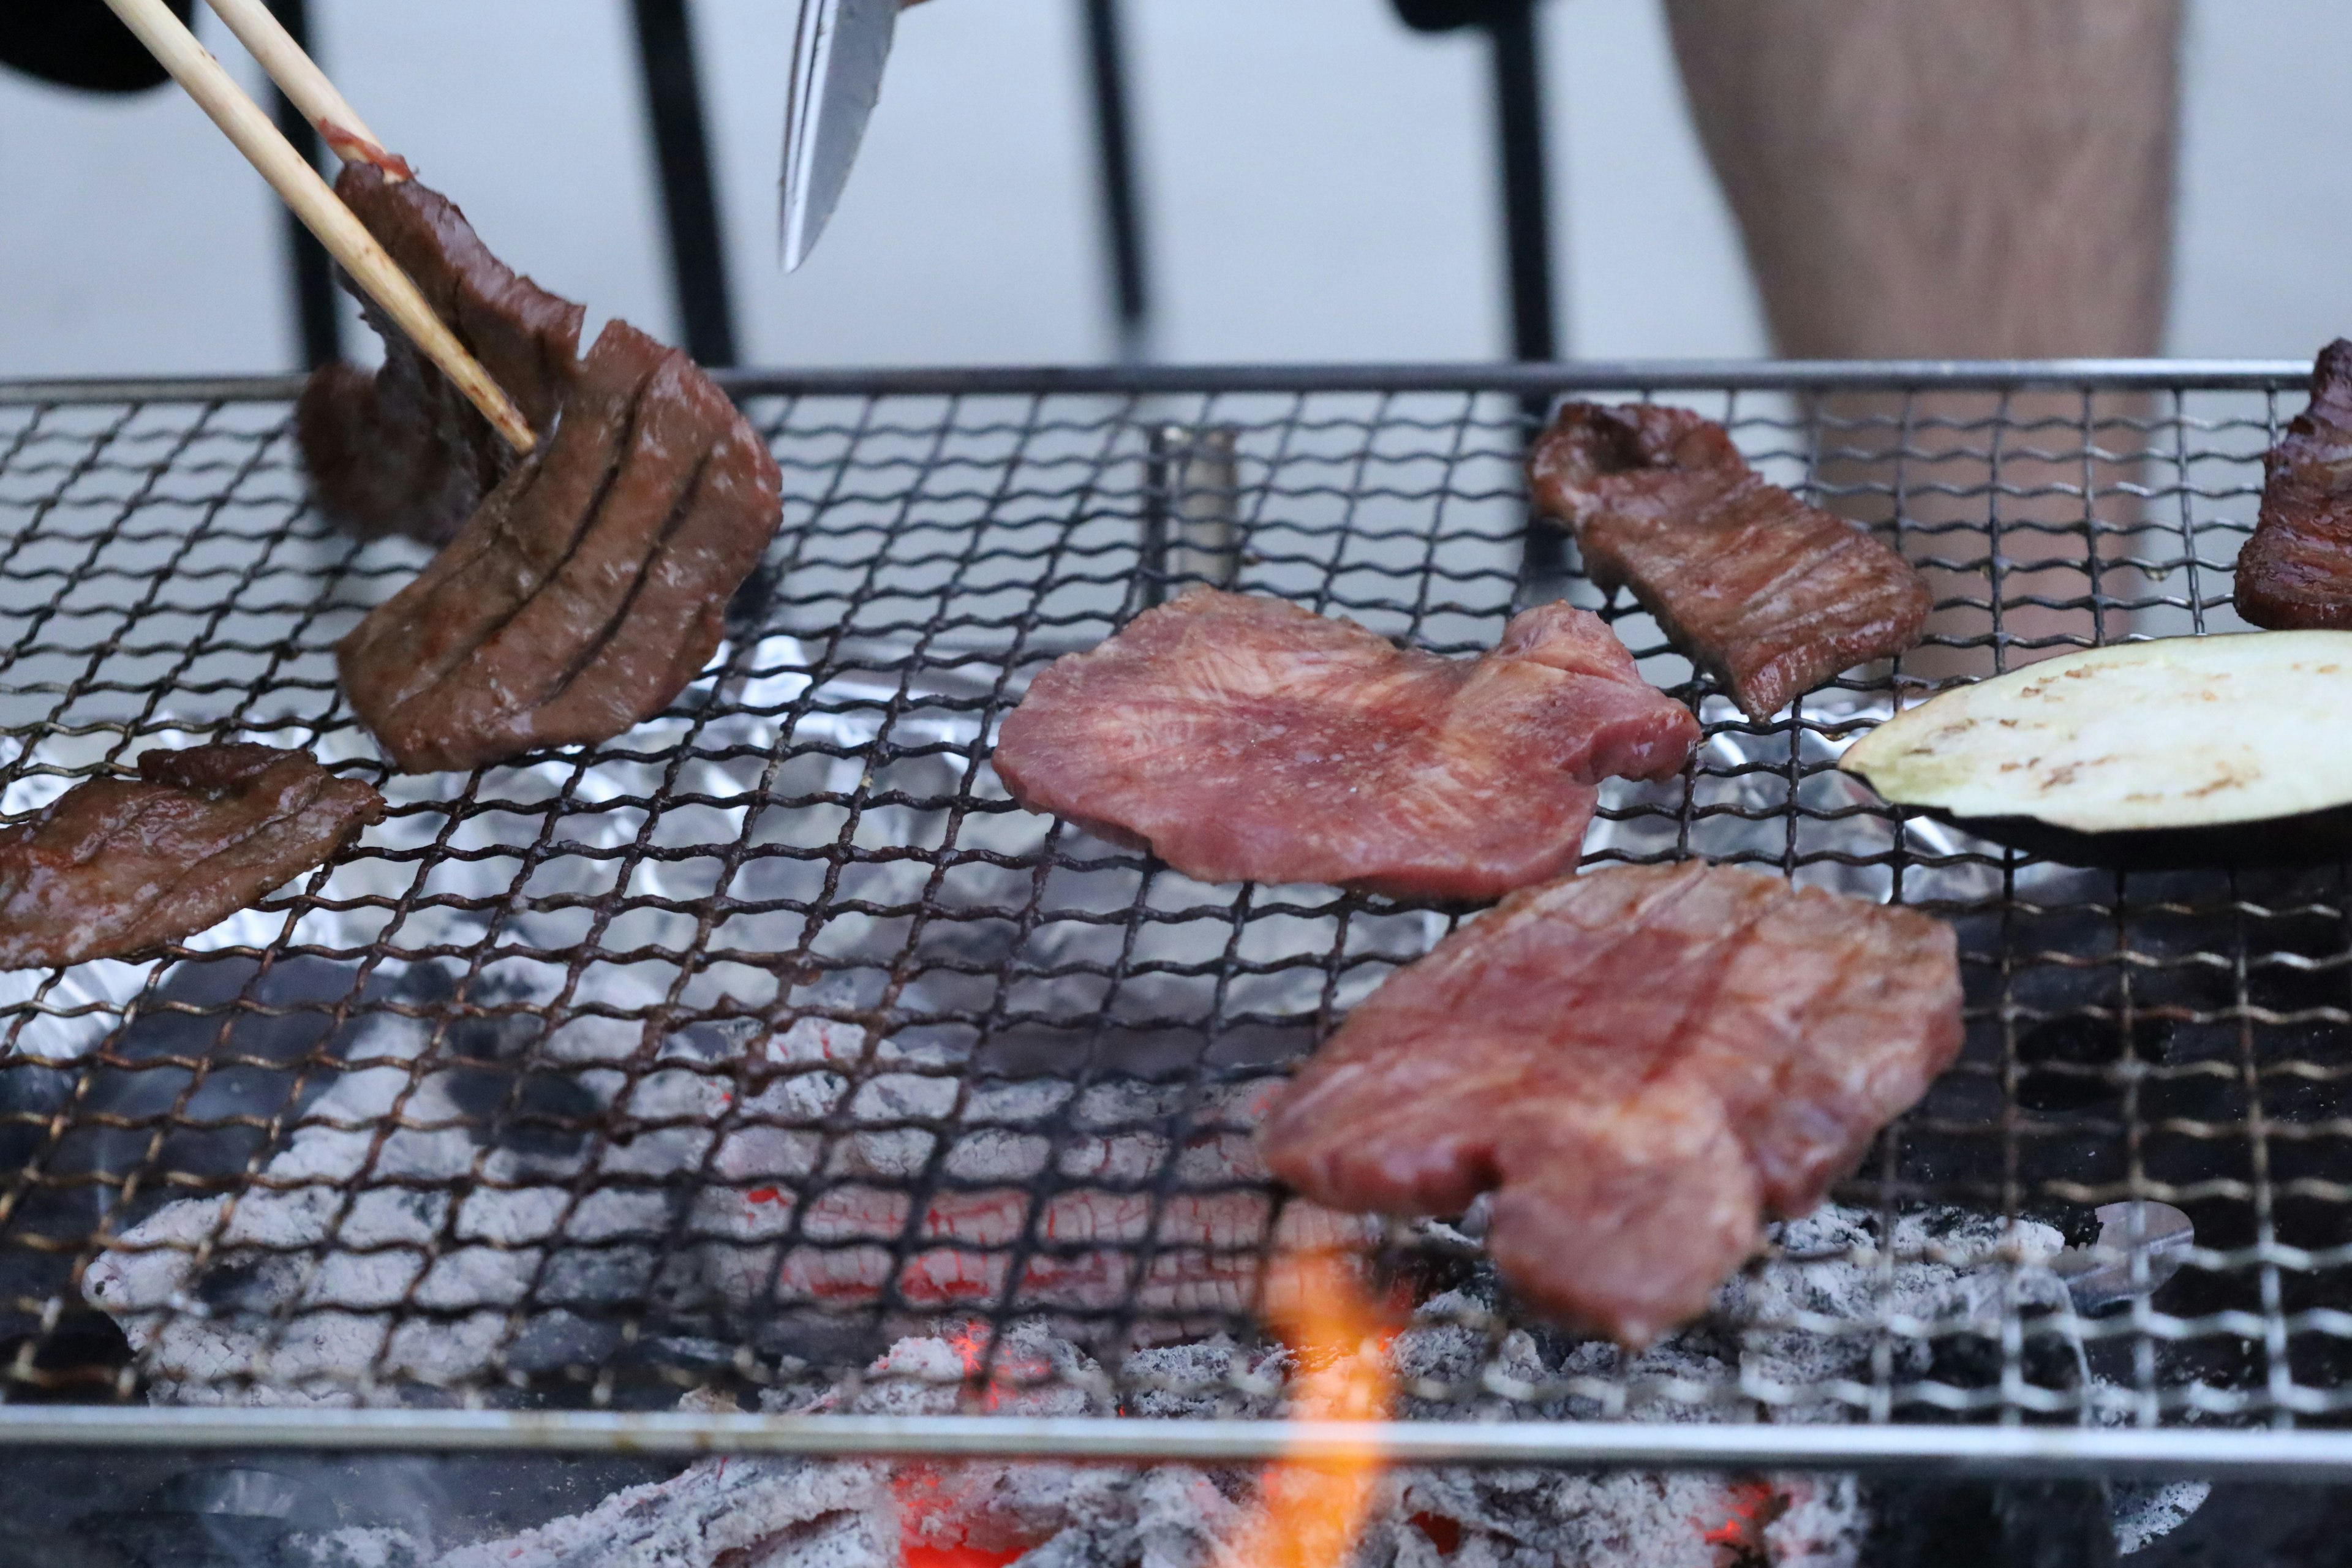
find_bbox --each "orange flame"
[1220,1254,1399,1568]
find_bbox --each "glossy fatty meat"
[0,744,385,970]
[2237,339,2352,629]
[297,164,584,546]
[991,590,1700,900]
[337,319,783,774]
[1528,402,1932,720]
[1259,861,1962,1346]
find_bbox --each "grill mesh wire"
[0,368,2334,1446]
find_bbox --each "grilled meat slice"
[2238,339,2352,629]
[1528,402,1932,720]
[991,590,1699,900]
[0,744,385,970]
[1259,860,1961,1346]
[296,164,584,546]
[337,318,783,774]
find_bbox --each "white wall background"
[0,0,2342,377]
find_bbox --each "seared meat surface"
[0,744,385,970]
[2238,339,2352,629]
[991,590,1699,900]
[1259,860,1961,1345]
[296,165,584,546]
[337,318,783,774]
[1529,402,1932,720]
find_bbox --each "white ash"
[293,1525,434,1568]
[432,1453,895,1568]
[80,950,709,1405]
[2112,1478,2213,1555]
[1716,1204,2071,1420]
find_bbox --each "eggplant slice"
[1839,633,2352,869]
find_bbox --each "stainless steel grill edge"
[0,358,2337,1472]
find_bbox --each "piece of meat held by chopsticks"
[991,590,1698,900]
[0,745,385,970]
[1528,402,1932,721]
[337,319,783,775]
[2236,339,2352,629]
[298,163,584,546]
[1259,861,1961,1346]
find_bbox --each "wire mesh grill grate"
[0,363,2339,1466]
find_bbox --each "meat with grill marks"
[1528,401,1932,720]
[2237,339,2352,629]
[337,318,783,774]
[0,744,386,970]
[296,164,584,546]
[990,589,1699,900]
[1259,860,1962,1346]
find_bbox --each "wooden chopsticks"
[197,0,409,179]
[100,0,535,453]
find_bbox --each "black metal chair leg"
[1080,0,1150,363]
[265,0,342,369]
[1485,0,1558,364]
[630,0,739,368]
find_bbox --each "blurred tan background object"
[1668,0,2185,677]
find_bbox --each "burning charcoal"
[690,1019,1375,1343]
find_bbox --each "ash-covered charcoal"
[337,318,783,774]
[1710,1205,2071,1417]
[690,1017,1376,1341]
[1527,401,1931,720]
[298,165,584,546]
[431,1210,2207,1568]
[78,944,711,1404]
[0,743,385,970]
[993,589,1697,900]
[434,1454,895,1568]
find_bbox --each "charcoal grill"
[0,357,2343,1484]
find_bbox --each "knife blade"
[779,0,900,272]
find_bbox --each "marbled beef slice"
[1259,860,1961,1346]
[990,589,1699,900]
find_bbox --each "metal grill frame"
[0,357,2340,1477]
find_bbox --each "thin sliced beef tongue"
[0,744,386,970]
[1258,860,1961,1346]
[337,318,784,774]
[990,590,1699,901]
[1528,401,1932,720]
[2237,339,2352,628]
[296,164,584,546]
